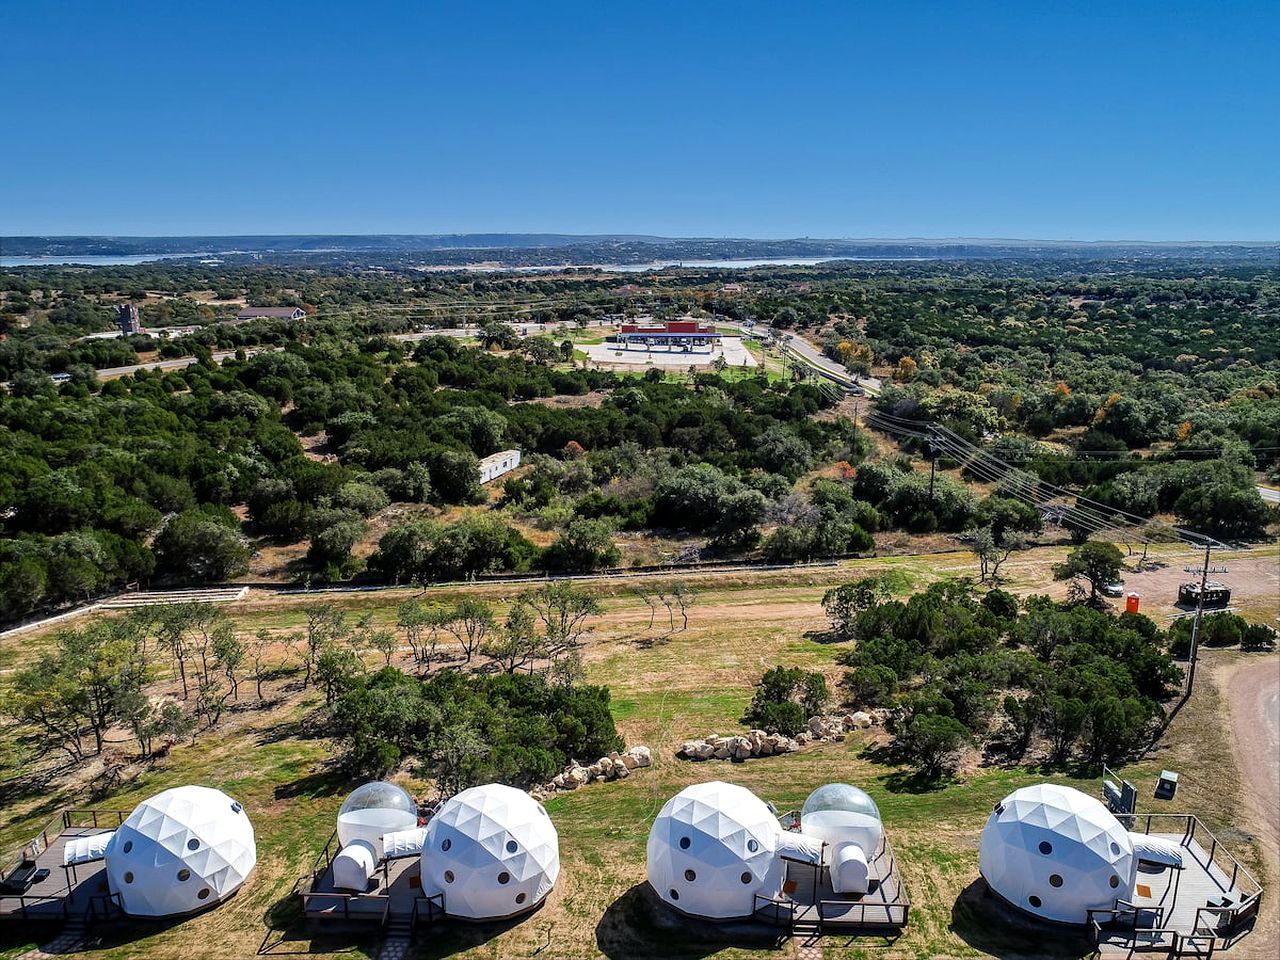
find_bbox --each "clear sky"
[2,0,1277,240]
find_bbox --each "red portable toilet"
[1126,593,1141,614]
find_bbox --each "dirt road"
[1224,655,1280,956]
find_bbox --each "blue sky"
[2,1,1277,239]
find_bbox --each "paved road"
[1259,486,1280,505]
[95,348,274,379]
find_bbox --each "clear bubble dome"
[802,783,881,821]
[339,781,417,818]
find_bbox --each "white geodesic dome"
[337,781,418,857]
[420,783,559,920]
[105,785,256,917]
[646,781,789,920]
[979,783,1137,924]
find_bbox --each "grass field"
[2,546,1276,959]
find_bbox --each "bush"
[743,665,829,735]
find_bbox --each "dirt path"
[1223,655,1280,956]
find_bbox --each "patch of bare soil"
[512,390,611,408]
[1219,655,1280,957]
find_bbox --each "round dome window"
[444,870,455,884]
[1110,875,1120,889]
[123,872,134,884]
[498,871,511,885]
[122,840,133,854]
[1029,895,1042,908]
[506,840,518,853]
[1038,841,1053,855]
[1049,874,1063,888]
[684,869,696,882]
[188,838,200,851]
[441,838,451,852]
[746,839,759,853]
[516,892,527,905]
[669,889,680,901]
[197,887,210,900]
[679,836,691,850]
[740,872,752,884]
[177,869,191,882]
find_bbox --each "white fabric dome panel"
[419,784,559,920]
[646,781,787,920]
[105,785,256,917]
[979,783,1136,924]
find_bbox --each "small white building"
[478,449,521,484]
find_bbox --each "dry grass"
[2,547,1277,959]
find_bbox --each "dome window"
[679,836,691,849]
[441,838,451,852]
[177,869,191,882]
[444,870,455,884]
[516,892,527,904]
[187,838,200,851]
[746,839,758,853]
[1029,895,1042,908]
[1049,874,1063,888]
[197,887,210,900]
[684,869,696,882]
[122,841,132,854]
[669,889,680,901]
[497,872,511,885]
[740,872,752,884]
[1038,841,1053,855]
[506,840,518,854]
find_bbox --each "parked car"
[1102,581,1125,598]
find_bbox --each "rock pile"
[677,711,888,763]
[533,745,653,799]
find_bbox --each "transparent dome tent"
[800,783,883,894]
[337,781,418,857]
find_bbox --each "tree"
[302,603,348,686]
[481,604,542,673]
[213,628,245,700]
[743,666,829,735]
[315,642,364,706]
[519,583,602,660]
[896,714,969,778]
[542,518,621,572]
[438,598,496,663]
[370,628,398,666]
[967,524,1026,584]
[670,581,695,632]
[397,598,439,672]
[842,665,898,707]
[1053,541,1125,605]
[152,510,250,581]
[247,630,274,700]
[822,575,893,638]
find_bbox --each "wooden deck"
[302,855,423,923]
[0,826,116,922]
[1092,818,1263,957]
[754,834,910,931]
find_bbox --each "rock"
[599,757,615,777]
[627,745,652,767]
[758,739,774,756]
[694,742,715,760]
[849,711,874,729]
[614,762,630,779]
[796,731,813,745]
[587,763,603,781]
[713,745,731,760]
[566,765,589,787]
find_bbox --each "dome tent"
[980,783,1137,924]
[801,783,883,894]
[105,785,256,917]
[419,783,559,921]
[337,781,418,858]
[647,781,797,920]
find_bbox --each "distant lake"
[0,253,208,267]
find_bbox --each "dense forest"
[0,257,1275,624]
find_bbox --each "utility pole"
[851,398,860,449]
[927,429,937,507]
[1185,542,1212,699]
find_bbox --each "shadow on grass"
[859,743,952,794]
[595,883,787,959]
[949,879,1092,959]
[273,765,350,802]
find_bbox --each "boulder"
[614,762,630,779]
[694,742,715,760]
[626,745,652,767]
[712,744,731,760]
[566,765,589,787]
[849,711,874,729]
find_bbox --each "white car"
[1102,582,1125,598]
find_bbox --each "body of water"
[0,253,215,267]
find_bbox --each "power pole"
[927,430,937,507]
[851,398,860,449]
[1185,542,1212,699]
